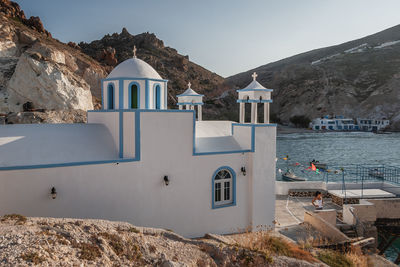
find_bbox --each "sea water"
[276,131,400,181]
[277,131,400,262]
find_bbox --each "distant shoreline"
[277,125,314,134]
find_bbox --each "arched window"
[212,167,236,208]
[129,83,139,109]
[154,84,161,109]
[107,84,114,110]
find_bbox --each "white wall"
[0,112,276,238]
[233,126,252,150]
[87,112,119,152]
[195,121,233,137]
[251,127,276,229]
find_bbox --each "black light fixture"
[163,176,170,186]
[50,187,57,199]
[241,167,246,176]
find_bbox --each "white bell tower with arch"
[236,72,273,124]
[176,82,204,121]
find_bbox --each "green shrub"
[317,250,354,267]
[290,115,311,128]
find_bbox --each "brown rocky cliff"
[79,28,233,120]
[0,0,51,37]
[0,2,108,122]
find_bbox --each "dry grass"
[1,214,27,225]
[76,242,102,261]
[21,251,45,264]
[345,246,369,267]
[98,232,142,262]
[232,230,317,263]
[317,250,354,267]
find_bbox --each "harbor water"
[277,131,400,262]
[276,131,400,182]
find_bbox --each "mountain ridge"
[227,24,400,129]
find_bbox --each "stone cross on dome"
[188,82,191,88]
[133,46,137,58]
[252,72,258,81]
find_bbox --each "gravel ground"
[0,215,326,266]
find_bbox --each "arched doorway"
[107,84,114,110]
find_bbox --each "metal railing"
[278,163,400,198]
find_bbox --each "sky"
[14,0,400,77]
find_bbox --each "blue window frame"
[128,82,140,109]
[212,166,236,209]
[107,84,115,110]
[154,84,161,109]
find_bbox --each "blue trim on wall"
[0,158,138,171]
[176,93,205,97]
[145,79,149,109]
[0,109,276,171]
[153,83,162,110]
[164,81,168,109]
[103,77,168,83]
[135,111,141,161]
[237,88,273,92]
[101,81,104,109]
[119,111,123,158]
[128,81,140,109]
[119,79,124,109]
[236,99,273,103]
[177,102,204,105]
[211,166,237,209]
[107,83,115,110]
[87,109,193,113]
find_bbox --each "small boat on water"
[369,168,384,179]
[281,169,306,182]
[310,160,327,170]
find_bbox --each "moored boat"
[281,169,306,182]
[369,168,384,179]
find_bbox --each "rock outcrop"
[227,24,400,129]
[0,0,51,37]
[0,1,107,123]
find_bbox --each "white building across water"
[0,49,277,237]
[310,115,390,132]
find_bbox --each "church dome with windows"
[107,57,162,79]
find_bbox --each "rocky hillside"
[0,215,337,266]
[227,24,400,129]
[0,0,231,124]
[0,0,108,123]
[78,29,231,119]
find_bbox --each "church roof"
[237,72,273,92]
[107,58,162,80]
[0,124,119,169]
[177,88,204,97]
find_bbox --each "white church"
[0,50,276,237]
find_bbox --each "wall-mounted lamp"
[163,176,170,186]
[50,187,57,199]
[241,167,246,176]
